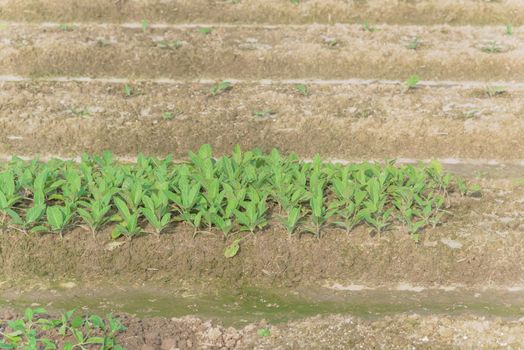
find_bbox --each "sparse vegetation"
[252,109,276,118]
[506,24,513,35]
[123,84,133,97]
[407,36,421,50]
[295,83,309,96]
[481,41,502,53]
[485,86,507,97]
[198,27,212,35]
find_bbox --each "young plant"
[209,81,232,96]
[252,109,276,118]
[406,36,421,50]
[198,27,212,35]
[141,192,171,236]
[405,74,420,89]
[234,188,268,234]
[123,84,133,97]
[362,21,377,32]
[111,197,142,240]
[485,86,507,97]
[295,83,309,96]
[46,204,75,237]
[0,170,20,225]
[141,19,150,31]
[77,193,113,237]
[506,24,513,35]
[278,205,304,236]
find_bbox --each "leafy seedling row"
[0,145,475,244]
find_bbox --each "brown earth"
[0,24,522,80]
[1,0,524,26]
[1,180,523,288]
[2,309,524,349]
[1,81,524,160]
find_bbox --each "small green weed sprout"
[58,23,75,31]
[295,83,309,96]
[485,86,507,97]
[405,74,420,89]
[407,36,421,50]
[481,41,501,53]
[506,24,513,35]
[158,39,183,49]
[123,84,133,97]
[362,21,377,32]
[141,19,150,31]
[210,81,232,96]
[198,27,212,35]
[252,109,276,118]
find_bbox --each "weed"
[295,83,309,96]
[257,328,271,337]
[209,81,232,96]
[481,41,502,53]
[198,27,212,35]
[123,84,133,97]
[252,109,275,118]
[485,86,507,97]
[405,75,420,89]
[407,36,421,50]
[68,107,91,117]
[506,24,513,35]
[157,40,183,49]
[362,21,377,32]
[141,19,149,31]
[58,23,75,31]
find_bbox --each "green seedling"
[58,23,75,31]
[405,74,420,89]
[481,41,501,53]
[111,197,142,240]
[78,193,113,237]
[141,19,149,31]
[234,189,268,234]
[485,86,507,97]
[506,24,513,35]
[46,204,75,237]
[209,81,232,96]
[0,308,125,350]
[407,36,421,50]
[68,107,91,117]
[157,40,183,49]
[257,328,271,337]
[362,21,377,32]
[291,0,300,4]
[162,112,174,120]
[278,206,304,235]
[0,170,20,225]
[252,109,275,118]
[141,193,171,236]
[198,27,212,35]
[295,83,309,96]
[123,84,133,97]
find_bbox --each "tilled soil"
[1,24,523,80]
[1,81,524,160]
[1,0,524,25]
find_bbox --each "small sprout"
[58,23,75,31]
[68,107,91,117]
[209,81,232,96]
[362,21,377,32]
[506,24,513,36]
[97,40,108,47]
[162,112,174,120]
[252,109,275,118]
[481,41,501,53]
[291,0,300,4]
[141,19,149,31]
[323,37,339,47]
[0,23,8,30]
[123,84,133,97]
[407,36,421,50]
[295,83,309,96]
[198,27,212,35]
[257,328,271,337]
[405,75,420,89]
[485,86,507,97]
[158,40,183,49]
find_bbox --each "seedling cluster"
[0,308,125,349]
[0,146,471,242]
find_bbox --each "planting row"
[1,23,522,81]
[0,146,473,242]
